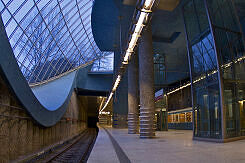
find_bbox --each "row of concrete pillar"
[127,23,155,138]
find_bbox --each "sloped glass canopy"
[0,0,112,84]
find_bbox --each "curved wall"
[0,0,110,84]
[0,16,77,127]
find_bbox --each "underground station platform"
[2,0,245,162]
[88,126,245,163]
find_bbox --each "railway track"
[44,128,97,163]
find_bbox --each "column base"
[128,113,139,134]
[139,107,155,138]
[113,114,128,128]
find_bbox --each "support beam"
[138,22,155,138]
[128,52,139,134]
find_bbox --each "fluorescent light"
[135,12,147,33]
[124,52,131,62]
[144,0,153,9]
[112,75,121,91]
[239,100,245,103]
[128,34,138,51]
[100,111,110,115]
[100,92,114,113]
[166,54,245,96]
[100,0,157,113]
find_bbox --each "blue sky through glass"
[0,0,113,84]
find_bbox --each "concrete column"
[112,51,128,128]
[138,22,155,138]
[128,52,139,134]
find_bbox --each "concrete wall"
[0,75,88,162]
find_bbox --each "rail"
[45,128,97,163]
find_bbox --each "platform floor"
[88,126,245,163]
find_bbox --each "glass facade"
[235,0,245,137]
[154,53,166,87]
[0,0,112,84]
[184,0,245,139]
[206,0,245,138]
[183,0,222,139]
[91,52,114,72]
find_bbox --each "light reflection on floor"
[92,126,245,163]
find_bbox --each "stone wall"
[0,75,88,162]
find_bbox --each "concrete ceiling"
[123,0,180,11]
[151,1,189,84]
[234,0,245,21]
[92,0,189,85]
[91,0,119,51]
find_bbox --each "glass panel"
[207,0,245,138]
[91,52,114,72]
[154,53,166,86]
[0,0,108,84]
[183,0,222,139]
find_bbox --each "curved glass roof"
[0,0,111,84]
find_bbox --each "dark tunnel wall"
[0,74,95,161]
[87,96,99,128]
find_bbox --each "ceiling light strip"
[166,55,245,96]
[99,0,156,114]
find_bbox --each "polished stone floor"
[88,126,245,163]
